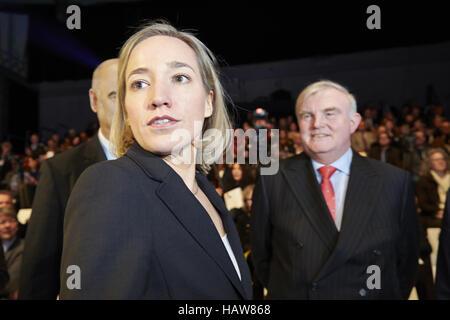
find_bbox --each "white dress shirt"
[311,148,353,231]
[221,234,242,281]
[97,130,117,160]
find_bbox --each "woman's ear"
[204,90,214,118]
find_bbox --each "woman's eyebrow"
[127,67,149,80]
[167,61,195,73]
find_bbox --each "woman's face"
[124,35,213,156]
[231,164,243,181]
[430,152,447,173]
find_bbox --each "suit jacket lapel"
[126,143,249,299]
[157,172,248,299]
[83,134,107,164]
[282,153,339,253]
[197,173,253,299]
[315,151,382,280]
[68,135,107,191]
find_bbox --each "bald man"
[19,59,118,299]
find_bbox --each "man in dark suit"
[0,234,9,291]
[251,80,419,299]
[436,189,450,299]
[19,58,118,299]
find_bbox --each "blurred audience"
[0,207,23,300]
[368,131,403,168]
[0,100,448,300]
[351,119,376,155]
[416,148,450,223]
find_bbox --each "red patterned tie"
[318,166,337,221]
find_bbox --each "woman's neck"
[163,145,199,194]
[432,169,447,178]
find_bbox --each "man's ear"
[350,112,362,134]
[89,88,98,114]
[204,90,214,118]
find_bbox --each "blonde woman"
[60,22,252,299]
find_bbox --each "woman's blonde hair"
[110,21,232,174]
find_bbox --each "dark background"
[1,0,449,149]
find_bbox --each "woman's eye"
[174,74,190,83]
[130,80,149,89]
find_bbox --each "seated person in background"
[222,163,254,194]
[432,121,450,150]
[416,148,450,226]
[350,119,376,156]
[403,130,430,182]
[0,190,15,210]
[436,189,450,299]
[230,184,255,254]
[0,207,24,299]
[0,243,8,293]
[368,132,403,168]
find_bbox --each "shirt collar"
[2,236,16,253]
[311,148,353,176]
[97,129,117,160]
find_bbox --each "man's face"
[90,60,119,138]
[297,88,360,163]
[358,120,366,131]
[414,132,426,146]
[30,134,39,144]
[378,133,390,148]
[0,216,18,242]
[0,194,13,208]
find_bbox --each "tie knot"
[318,165,337,180]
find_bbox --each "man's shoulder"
[355,153,409,180]
[44,138,102,173]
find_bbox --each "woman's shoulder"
[81,156,136,177]
[74,156,143,193]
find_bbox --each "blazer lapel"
[315,152,382,280]
[282,153,339,253]
[126,143,249,299]
[83,134,107,164]
[157,172,248,299]
[197,173,253,299]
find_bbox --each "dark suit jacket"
[59,142,252,300]
[251,150,419,299]
[19,136,106,299]
[0,238,24,297]
[368,145,403,169]
[0,246,9,291]
[436,189,450,299]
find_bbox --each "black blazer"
[0,246,8,290]
[59,142,252,300]
[19,136,106,299]
[436,189,450,299]
[251,150,420,299]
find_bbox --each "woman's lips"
[148,115,179,128]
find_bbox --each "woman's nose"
[149,81,172,109]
